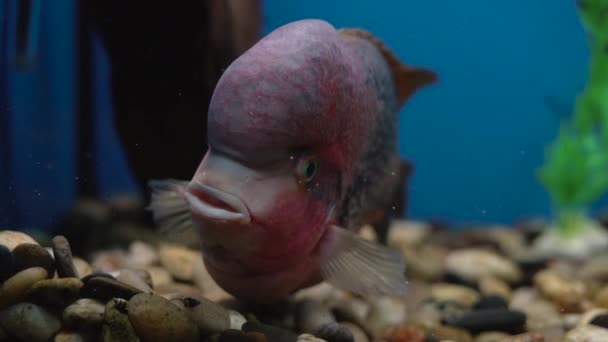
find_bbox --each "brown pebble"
[12,243,55,278]
[383,325,426,342]
[52,235,79,278]
[28,277,83,307]
[0,267,48,309]
[127,293,200,342]
[81,276,142,302]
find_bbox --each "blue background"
[2,0,607,231]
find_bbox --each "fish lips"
[185,180,252,225]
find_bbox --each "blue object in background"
[0,0,137,231]
[1,0,608,231]
[1,0,78,230]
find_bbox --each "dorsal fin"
[338,28,438,105]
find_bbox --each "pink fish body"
[150,19,437,302]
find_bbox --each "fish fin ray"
[338,28,438,104]
[320,225,407,297]
[147,179,198,241]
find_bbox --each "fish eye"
[295,154,319,182]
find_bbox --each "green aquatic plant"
[537,0,608,239]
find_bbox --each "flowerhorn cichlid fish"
[149,19,437,302]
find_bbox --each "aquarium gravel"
[2,214,608,341]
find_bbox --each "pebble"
[340,322,368,342]
[533,269,585,311]
[155,282,202,297]
[430,283,480,307]
[90,250,128,273]
[0,230,38,251]
[117,269,153,294]
[383,325,426,342]
[0,244,14,282]
[447,309,527,335]
[126,241,159,269]
[12,243,56,278]
[297,334,327,342]
[387,220,431,249]
[579,256,608,282]
[81,272,115,283]
[27,277,83,307]
[314,322,354,342]
[402,247,445,282]
[590,313,608,329]
[577,308,608,326]
[0,302,61,342]
[425,325,472,342]
[510,288,561,332]
[52,235,79,278]
[81,276,142,302]
[54,330,90,342]
[593,285,608,308]
[563,325,608,341]
[409,302,442,327]
[479,275,511,300]
[218,329,269,342]
[445,248,522,284]
[296,299,336,333]
[145,266,173,287]
[0,267,48,309]
[62,298,106,329]
[243,321,299,342]
[474,331,510,342]
[229,309,248,330]
[127,293,200,342]
[158,243,201,281]
[473,295,508,310]
[358,225,378,241]
[435,300,469,325]
[365,297,407,338]
[503,332,545,342]
[72,257,93,278]
[101,298,140,342]
[173,295,231,335]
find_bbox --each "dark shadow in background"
[80,0,262,197]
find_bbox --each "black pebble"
[12,243,55,278]
[314,322,354,342]
[81,272,116,283]
[442,272,478,289]
[52,235,78,278]
[0,244,14,282]
[448,308,527,335]
[80,276,142,302]
[243,321,298,342]
[590,313,608,329]
[219,329,268,342]
[473,295,508,310]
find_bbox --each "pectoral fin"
[147,179,197,240]
[320,225,407,297]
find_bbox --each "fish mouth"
[185,180,251,224]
